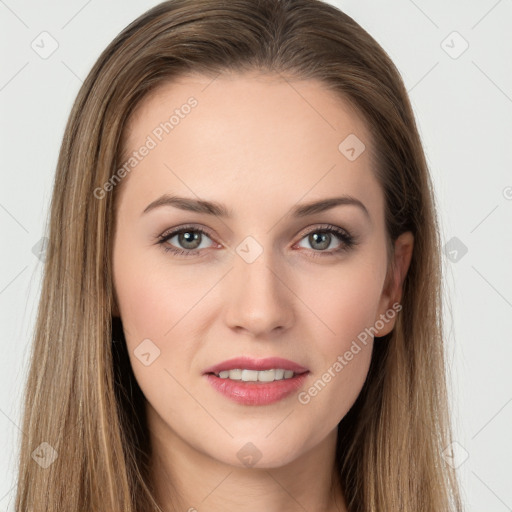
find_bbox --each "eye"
[155,223,357,258]
[156,225,217,257]
[295,224,356,257]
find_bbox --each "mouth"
[203,355,309,376]
[203,356,310,406]
[207,368,307,382]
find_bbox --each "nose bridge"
[224,237,294,334]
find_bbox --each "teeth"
[217,369,297,382]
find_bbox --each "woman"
[15,0,464,510]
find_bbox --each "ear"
[373,231,414,337]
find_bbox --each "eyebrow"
[142,194,370,219]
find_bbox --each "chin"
[206,436,308,470]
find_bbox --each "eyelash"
[155,223,357,259]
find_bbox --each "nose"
[223,245,295,337]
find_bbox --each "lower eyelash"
[307,226,356,257]
[156,224,356,257]
[156,226,210,258]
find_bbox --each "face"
[111,71,411,470]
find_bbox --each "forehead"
[124,70,373,153]
[118,71,383,222]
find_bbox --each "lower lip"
[205,372,309,406]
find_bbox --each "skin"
[111,70,413,512]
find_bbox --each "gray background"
[1,1,511,510]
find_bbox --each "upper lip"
[203,356,309,375]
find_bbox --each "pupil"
[180,231,200,249]
[311,232,329,250]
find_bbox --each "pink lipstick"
[203,356,309,406]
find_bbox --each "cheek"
[113,266,166,341]
[292,258,384,418]
[112,249,203,411]
[298,256,386,348]
[113,239,203,341]
[112,243,218,391]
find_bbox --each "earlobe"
[374,231,414,337]
[389,231,414,306]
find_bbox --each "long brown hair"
[15,1,463,510]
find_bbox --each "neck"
[146,406,348,512]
